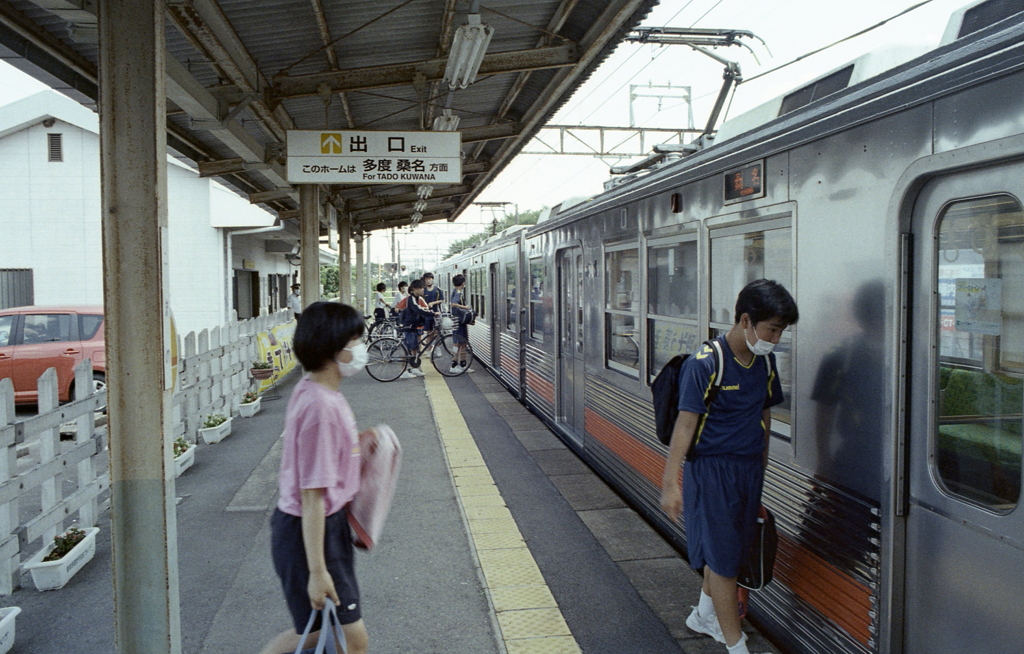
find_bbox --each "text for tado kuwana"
[286,130,462,184]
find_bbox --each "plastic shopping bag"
[295,602,347,654]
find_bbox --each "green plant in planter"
[173,437,192,457]
[43,526,86,562]
[242,391,259,404]
[251,361,273,370]
[203,414,228,429]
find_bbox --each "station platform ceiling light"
[443,12,494,90]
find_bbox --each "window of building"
[935,194,1024,510]
[506,264,517,331]
[647,237,699,379]
[605,245,640,376]
[529,260,546,341]
[47,133,63,162]
[710,218,794,434]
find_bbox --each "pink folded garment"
[348,424,401,551]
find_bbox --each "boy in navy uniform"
[661,279,798,654]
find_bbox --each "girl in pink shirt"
[261,301,372,654]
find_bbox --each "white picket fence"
[0,309,294,594]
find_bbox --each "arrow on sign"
[320,133,342,154]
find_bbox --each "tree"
[320,265,339,298]
[444,208,545,258]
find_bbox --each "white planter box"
[238,397,261,418]
[199,417,233,444]
[0,607,21,654]
[174,445,195,477]
[23,527,100,591]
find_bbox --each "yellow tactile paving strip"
[423,366,582,654]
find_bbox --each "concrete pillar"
[300,184,320,308]
[353,230,365,313]
[337,211,352,305]
[98,1,181,652]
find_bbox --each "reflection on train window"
[529,260,546,341]
[506,264,516,331]
[710,223,794,435]
[470,268,486,321]
[647,238,699,378]
[605,246,639,376]
[935,195,1023,510]
[710,226,792,326]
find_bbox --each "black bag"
[651,340,724,446]
[453,306,475,326]
[737,506,778,590]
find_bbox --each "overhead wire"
[740,0,936,85]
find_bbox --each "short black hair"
[734,279,799,326]
[408,279,425,292]
[452,273,465,287]
[293,302,364,371]
[422,272,434,280]
[376,282,387,292]
[398,281,408,290]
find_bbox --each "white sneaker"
[399,371,417,380]
[465,367,475,373]
[686,606,725,644]
[409,368,425,377]
[448,364,460,374]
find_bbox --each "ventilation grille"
[958,0,1024,39]
[778,65,854,117]
[47,133,62,162]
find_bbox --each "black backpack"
[651,340,724,446]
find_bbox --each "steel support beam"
[98,1,180,652]
[360,211,453,232]
[461,122,519,144]
[300,185,321,309]
[353,230,365,313]
[355,201,457,223]
[347,185,470,212]
[269,43,579,101]
[337,209,351,304]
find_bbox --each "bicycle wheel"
[432,334,474,376]
[378,321,400,340]
[365,337,408,382]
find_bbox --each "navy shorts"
[453,325,468,344]
[271,507,361,632]
[683,455,764,578]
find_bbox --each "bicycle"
[364,312,401,342]
[365,312,474,381]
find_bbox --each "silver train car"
[440,2,1024,652]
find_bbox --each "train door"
[904,168,1024,653]
[557,247,585,443]
[490,263,500,368]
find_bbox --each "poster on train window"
[955,278,1001,335]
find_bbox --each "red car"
[0,306,106,405]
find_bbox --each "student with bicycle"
[448,274,474,374]
[398,279,432,379]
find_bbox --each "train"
[439,1,1024,653]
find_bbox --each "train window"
[935,195,1023,510]
[506,264,517,331]
[648,238,699,378]
[605,246,640,376]
[710,221,794,432]
[529,259,546,340]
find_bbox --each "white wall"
[0,110,288,337]
[0,119,103,305]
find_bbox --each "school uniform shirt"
[423,285,444,306]
[391,291,408,309]
[375,292,388,311]
[677,335,783,458]
[277,376,361,517]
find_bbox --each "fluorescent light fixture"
[432,111,461,132]
[410,211,423,224]
[417,185,433,200]
[414,200,429,212]
[443,13,494,90]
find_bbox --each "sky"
[0,0,974,271]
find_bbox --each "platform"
[0,366,778,653]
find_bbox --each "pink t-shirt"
[277,376,361,517]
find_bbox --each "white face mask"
[746,324,776,356]
[337,342,369,377]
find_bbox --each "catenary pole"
[98,1,182,651]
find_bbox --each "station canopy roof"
[0,0,658,232]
